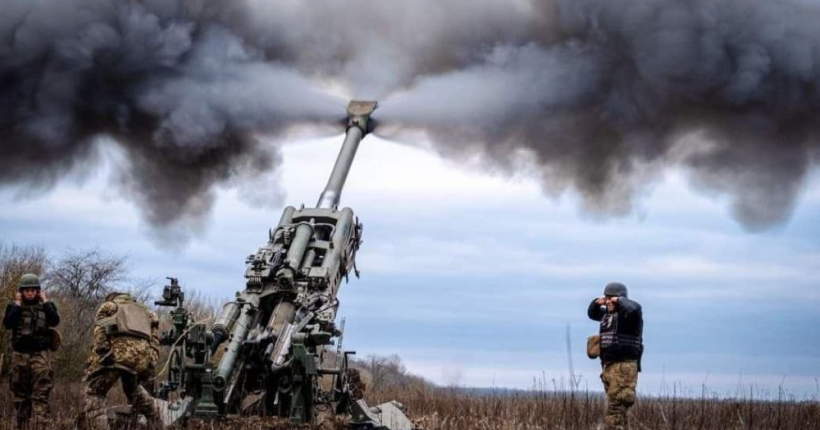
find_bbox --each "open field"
[1,381,818,430]
[1,245,818,429]
[370,385,820,430]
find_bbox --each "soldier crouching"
[588,282,644,430]
[2,273,60,430]
[81,292,161,430]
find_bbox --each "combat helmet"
[105,291,130,302]
[603,282,628,298]
[18,273,41,290]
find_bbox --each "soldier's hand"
[610,296,619,305]
[595,297,606,306]
[14,292,22,306]
[38,290,48,303]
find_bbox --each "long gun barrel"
[316,101,378,209]
[152,100,413,429]
[206,101,376,413]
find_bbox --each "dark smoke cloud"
[2,0,818,233]
[376,0,820,229]
[0,0,343,230]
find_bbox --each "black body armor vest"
[599,310,643,363]
[12,303,51,352]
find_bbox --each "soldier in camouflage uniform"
[2,273,60,430]
[81,292,161,430]
[588,282,643,430]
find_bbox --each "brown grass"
[369,384,820,430]
[1,381,818,430]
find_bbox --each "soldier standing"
[2,273,60,429]
[82,292,161,430]
[588,282,643,430]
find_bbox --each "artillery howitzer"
[150,102,414,430]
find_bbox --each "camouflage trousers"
[601,360,639,430]
[81,368,158,430]
[10,351,54,430]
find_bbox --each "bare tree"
[179,288,220,322]
[44,248,153,380]
[361,354,415,390]
[46,249,125,308]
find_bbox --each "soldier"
[588,282,643,430]
[2,273,60,430]
[81,292,161,430]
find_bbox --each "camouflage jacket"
[87,295,160,375]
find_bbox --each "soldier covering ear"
[588,282,644,430]
[3,273,60,430]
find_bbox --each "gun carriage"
[151,102,412,430]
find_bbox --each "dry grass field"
[369,384,820,430]
[1,380,818,430]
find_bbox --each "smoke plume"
[0,0,343,229]
[375,0,820,229]
[2,0,819,232]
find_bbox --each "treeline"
[352,354,431,393]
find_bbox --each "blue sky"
[1,135,819,399]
